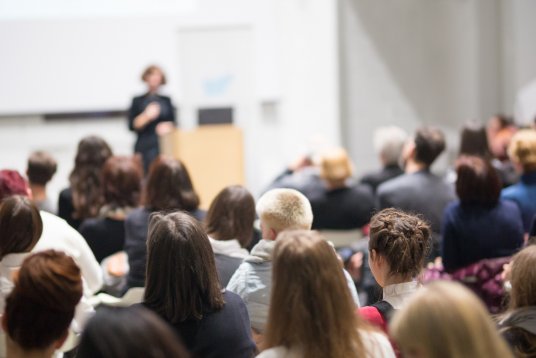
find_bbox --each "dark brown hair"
[0,196,43,259]
[4,250,82,350]
[27,151,57,186]
[77,306,189,358]
[455,155,501,206]
[144,156,200,212]
[368,208,431,279]
[459,121,491,158]
[141,65,167,85]
[144,211,224,323]
[414,127,446,166]
[205,185,255,248]
[264,230,367,358]
[101,156,142,209]
[70,136,113,219]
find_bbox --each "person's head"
[508,245,536,309]
[0,170,30,200]
[501,245,536,356]
[0,195,43,260]
[77,306,189,358]
[144,156,200,212]
[3,250,83,355]
[368,208,431,287]
[264,230,367,358]
[142,65,167,92]
[508,129,536,173]
[205,185,255,248]
[487,114,517,160]
[70,136,113,219]
[373,126,407,166]
[319,147,353,188]
[101,156,142,209]
[391,281,513,358]
[256,188,313,241]
[402,127,446,168]
[459,121,490,158]
[26,151,57,187]
[144,211,223,323]
[455,155,501,206]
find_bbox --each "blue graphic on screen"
[203,74,234,96]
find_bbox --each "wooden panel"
[160,125,244,209]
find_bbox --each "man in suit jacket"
[377,127,456,258]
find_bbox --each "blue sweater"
[441,200,524,272]
[501,171,536,233]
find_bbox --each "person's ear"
[270,228,278,241]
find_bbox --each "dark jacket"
[79,217,125,263]
[360,164,404,193]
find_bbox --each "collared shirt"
[382,281,420,309]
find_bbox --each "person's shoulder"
[377,173,410,194]
[79,217,101,233]
[359,329,395,358]
[127,207,150,221]
[59,187,72,199]
[257,346,298,358]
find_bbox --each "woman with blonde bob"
[391,281,513,358]
[259,230,394,358]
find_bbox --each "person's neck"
[29,184,47,201]
[405,160,427,174]
[383,274,412,287]
[324,179,347,190]
[6,339,55,358]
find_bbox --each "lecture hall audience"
[5,115,536,358]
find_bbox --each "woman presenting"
[128,65,176,173]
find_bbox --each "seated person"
[498,245,536,356]
[377,127,456,258]
[269,147,375,231]
[360,125,407,193]
[58,136,113,229]
[359,208,431,333]
[77,306,189,358]
[79,156,142,263]
[205,185,255,286]
[26,151,58,214]
[0,170,102,295]
[227,188,360,334]
[391,281,513,358]
[143,211,255,357]
[442,156,524,272]
[3,250,83,358]
[258,230,394,358]
[501,129,536,233]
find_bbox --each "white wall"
[339,0,511,175]
[0,0,342,198]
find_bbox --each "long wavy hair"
[263,230,368,358]
[69,136,113,219]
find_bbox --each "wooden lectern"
[160,125,245,209]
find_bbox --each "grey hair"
[373,126,408,165]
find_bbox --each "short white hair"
[256,188,313,232]
[373,126,408,165]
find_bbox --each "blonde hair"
[256,189,313,232]
[263,230,368,358]
[508,129,536,171]
[391,281,513,358]
[319,147,353,182]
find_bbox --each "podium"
[160,125,245,209]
